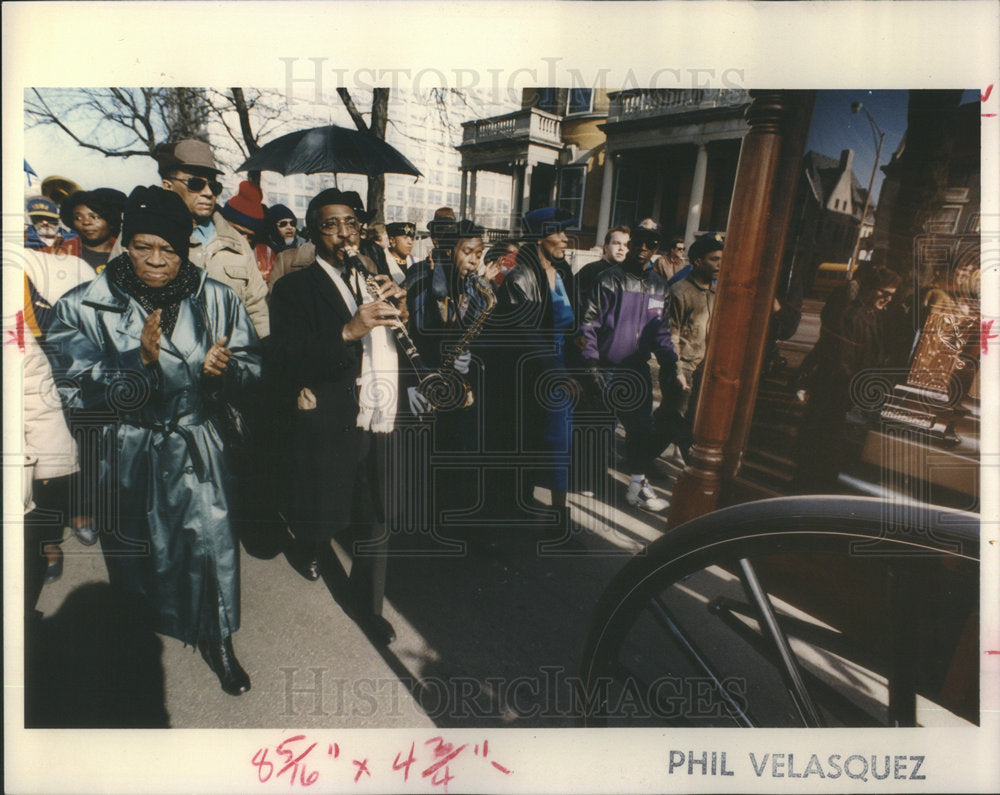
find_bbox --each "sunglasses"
[277,220,296,228]
[171,175,223,196]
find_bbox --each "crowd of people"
[40,133,959,699]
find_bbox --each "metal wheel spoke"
[738,557,822,727]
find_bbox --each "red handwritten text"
[982,319,997,355]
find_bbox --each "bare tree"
[335,87,390,224]
[25,87,210,158]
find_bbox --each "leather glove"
[584,363,606,404]
[407,386,431,415]
[452,350,472,375]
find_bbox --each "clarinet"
[345,246,436,386]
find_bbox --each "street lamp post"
[848,101,885,278]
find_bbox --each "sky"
[804,88,980,203]
[24,88,983,205]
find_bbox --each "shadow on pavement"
[374,516,634,729]
[25,582,169,728]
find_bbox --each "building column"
[667,91,804,530]
[521,162,534,219]
[684,144,709,245]
[509,165,522,230]
[468,170,479,223]
[459,169,469,218]
[595,150,615,245]
[651,172,664,222]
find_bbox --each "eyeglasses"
[319,217,359,234]
[170,175,223,196]
[277,220,296,228]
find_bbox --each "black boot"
[199,635,251,696]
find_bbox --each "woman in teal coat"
[47,186,262,696]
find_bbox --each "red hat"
[222,181,266,233]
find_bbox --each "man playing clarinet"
[268,189,427,645]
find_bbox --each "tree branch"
[337,88,370,133]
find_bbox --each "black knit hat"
[121,186,192,261]
[687,232,724,264]
[268,203,297,226]
[59,188,127,236]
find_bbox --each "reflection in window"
[558,166,586,227]
[568,88,594,114]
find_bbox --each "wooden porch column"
[723,91,816,496]
[667,91,805,529]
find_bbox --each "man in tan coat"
[153,139,269,337]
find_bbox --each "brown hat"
[155,139,222,176]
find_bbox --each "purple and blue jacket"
[579,264,677,369]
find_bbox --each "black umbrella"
[237,124,422,178]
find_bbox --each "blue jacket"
[47,266,262,644]
[578,262,677,369]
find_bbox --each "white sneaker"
[626,478,669,512]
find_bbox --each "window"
[558,166,586,228]
[428,190,443,205]
[536,88,560,113]
[446,192,461,206]
[430,171,443,185]
[408,187,425,203]
[611,166,640,228]
[295,194,307,209]
[386,204,404,220]
[447,172,462,188]
[567,88,593,115]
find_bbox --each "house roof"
[802,150,870,217]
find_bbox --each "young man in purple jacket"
[578,222,677,511]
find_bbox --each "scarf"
[315,255,400,432]
[108,252,201,337]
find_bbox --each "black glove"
[584,362,606,405]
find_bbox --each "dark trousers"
[297,430,390,617]
[609,366,672,475]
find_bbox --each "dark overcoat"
[47,268,262,644]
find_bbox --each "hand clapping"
[140,309,162,365]
[203,336,231,377]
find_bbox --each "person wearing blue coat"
[46,186,262,696]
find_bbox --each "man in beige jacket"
[143,139,270,337]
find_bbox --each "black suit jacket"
[268,261,398,532]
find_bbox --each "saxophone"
[417,274,497,411]
[350,249,496,411]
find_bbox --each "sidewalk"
[27,447,683,729]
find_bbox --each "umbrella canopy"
[237,124,421,178]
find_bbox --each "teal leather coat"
[47,266,262,645]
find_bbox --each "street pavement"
[26,448,685,729]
